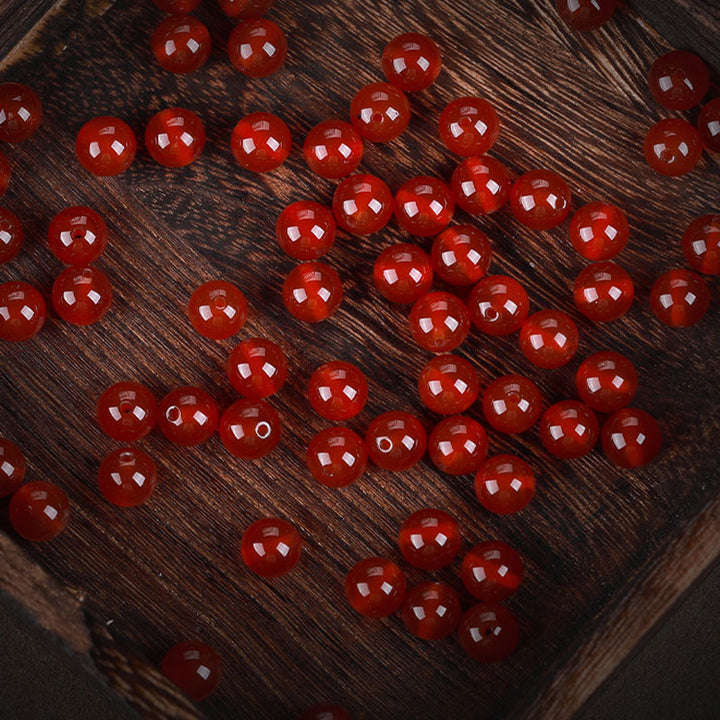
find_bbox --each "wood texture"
[0,1,718,718]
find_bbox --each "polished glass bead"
[431,225,492,286]
[382,33,441,92]
[152,0,201,12]
[417,353,479,415]
[510,169,571,230]
[98,448,157,507]
[188,280,248,340]
[373,243,433,304]
[439,97,499,156]
[398,508,460,570]
[303,121,363,179]
[458,602,519,662]
[649,50,709,111]
[568,201,629,260]
[601,408,661,468]
[573,261,634,322]
[308,360,368,420]
[482,374,543,434]
[576,351,638,414]
[468,275,529,336]
[332,174,394,235]
[0,207,23,264]
[299,704,351,720]
[231,112,291,172]
[401,581,461,640]
[0,437,25,497]
[451,155,512,216]
[345,557,406,617]
[161,641,222,702]
[682,214,720,275]
[227,338,287,399]
[219,399,281,458]
[241,517,301,577]
[145,107,205,167]
[0,281,45,341]
[365,411,426,471]
[219,0,275,17]
[158,386,218,446]
[409,291,469,353]
[0,151,10,196]
[475,454,535,514]
[152,15,210,73]
[228,18,287,77]
[428,415,488,475]
[282,262,343,322]
[51,266,113,325]
[306,427,367,487]
[276,201,336,260]
[9,481,70,542]
[395,176,454,237]
[97,382,158,442]
[698,98,720,153]
[540,400,599,459]
[350,82,410,142]
[519,310,579,369]
[47,206,108,266]
[555,0,617,31]
[0,82,42,142]
[644,119,702,176]
[461,541,523,602]
[76,117,136,176]
[650,268,710,327]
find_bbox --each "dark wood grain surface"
[0,1,718,718]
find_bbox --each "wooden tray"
[1,1,718,718]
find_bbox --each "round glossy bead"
[0,438,25,497]
[382,33,441,92]
[152,15,210,73]
[395,176,454,237]
[409,291,470,353]
[650,268,710,327]
[431,225,492,286]
[482,374,543,434]
[649,50,709,111]
[51,266,113,325]
[576,351,638,413]
[461,541,523,602]
[308,360,368,421]
[9,482,69,542]
[0,83,42,142]
[573,261,634,322]
[439,97,499,156]
[152,0,201,12]
[227,338,287,399]
[539,400,599,459]
[241,518,301,577]
[475,454,536,515]
[0,207,23,263]
[332,174,393,235]
[145,107,205,168]
[219,399,281,459]
[97,382,158,442]
[158,386,218,446]
[231,112,291,172]
[519,310,579,369]
[47,206,108,266]
[398,508,460,570]
[365,411,426,471]
[299,705,351,720]
[161,641,222,702]
[0,151,9,196]
[428,415,488,475]
[228,18,287,77]
[350,82,410,143]
[98,448,157,507]
[373,243,433,304]
[303,121,363,180]
[644,119,702,177]
[401,582,461,640]
[282,262,343,322]
[510,169,571,230]
[468,275,529,336]
[188,280,248,340]
[417,354,479,415]
[0,281,45,341]
[555,0,617,31]
[345,557,406,617]
[682,214,720,275]
[76,117,136,176]
[306,427,367,488]
[219,0,275,17]
[601,408,662,468]
[698,98,720,153]
[451,156,512,216]
[276,201,336,260]
[458,602,520,662]
[568,202,629,261]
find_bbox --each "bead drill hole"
[119,401,133,414]
[371,112,383,124]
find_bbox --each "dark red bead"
[98,448,157,507]
[382,33,442,92]
[510,169,571,230]
[152,15,210,74]
[682,215,720,275]
[219,0,274,17]
[451,156,512,216]
[303,121,363,180]
[9,481,70,542]
[401,582,461,640]
[0,437,25,497]
[52,266,113,325]
[145,107,205,167]
[228,18,287,77]
[276,201,336,260]
[306,427,367,488]
[0,281,45,342]
[299,704,351,720]
[431,225,492,286]
[219,399,281,459]
[48,206,108,266]
[540,400,599,459]
[409,291,470,353]
[482,374,543,434]
[241,517,301,577]
[576,351,638,414]
[0,207,23,264]
[227,338,287,399]
[519,310,579,369]
[428,415,488,475]
[601,408,662,468]
[475,454,536,514]
[698,98,720,153]
[350,82,410,143]
[332,174,393,235]
[573,261,634,322]
[161,641,222,702]
[468,275,529,336]
[417,353,479,415]
[345,557,406,617]
[231,112,291,172]
[644,119,702,177]
[0,150,10,196]
[568,202,629,261]
[158,386,219,446]
[76,117,136,176]
[439,97,499,156]
[366,411,426,471]
[649,50,709,111]
[152,0,201,12]
[398,508,460,570]
[97,382,158,442]
[555,0,617,31]
[282,262,343,322]
[650,268,710,327]
[395,176,454,237]
[458,602,520,662]
[0,82,42,142]
[308,360,368,421]
[373,243,433,304]
[188,280,248,340]
[460,541,523,601]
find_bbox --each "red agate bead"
[152,15,210,73]
[76,117,136,176]
[439,97,499,156]
[451,156,512,216]
[395,176,454,237]
[276,201,336,259]
[555,0,617,31]
[51,266,112,325]
[373,243,433,304]
[303,121,363,179]
[158,386,218,446]
[306,427,367,487]
[0,82,42,142]
[428,415,488,475]
[409,291,470,353]
[227,338,287,399]
[398,508,460,570]
[332,174,393,235]
[510,169,571,230]
[475,454,535,514]
[188,280,248,340]
[382,33,441,92]
[519,310,579,369]
[682,214,720,275]
[0,438,25,497]
[482,374,542,434]
[241,517,301,577]
[98,448,157,507]
[698,98,720,153]
[350,82,410,142]
[461,541,523,602]
[219,399,281,459]
[228,18,287,77]
[540,400,599,459]
[417,353,479,415]
[345,557,406,617]
[366,411,426,471]
[219,0,275,17]
[458,602,520,662]
[601,408,662,468]
[0,207,23,263]
[0,151,9,196]
[650,268,710,327]
[573,261,634,322]
[431,225,492,286]
[145,107,205,167]
[401,582,461,640]
[468,275,529,336]
[308,360,368,421]
[299,705,351,720]
[97,382,158,442]
[152,0,201,12]
[649,50,709,111]
[644,119,702,177]
[231,112,291,172]
[568,202,629,260]
[9,482,70,542]
[282,262,343,322]
[161,641,222,702]
[48,206,108,265]
[0,281,45,341]
[576,351,638,414]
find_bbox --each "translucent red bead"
[345,557,406,617]
[601,408,662,468]
[332,174,394,235]
[306,427,367,488]
[0,207,23,264]
[451,156,512,216]
[382,33,442,92]
[228,18,287,77]
[350,82,410,143]
[475,454,536,514]
[431,225,492,286]
[97,382,158,442]
[458,602,520,662]
[510,169,571,230]
[576,351,638,414]
[409,291,470,353]
[51,266,113,325]
[373,243,433,304]
[0,437,25,497]
[231,112,291,172]
[303,121,363,179]
[0,82,42,142]
[227,338,287,399]
[539,400,599,459]
[276,201,336,260]
[240,517,301,577]
[555,0,617,31]
[395,176,454,237]
[648,50,709,111]
[158,386,219,446]
[460,541,523,601]
[519,310,579,369]
[47,206,108,266]
[365,411,426,471]
[417,353,479,415]
[98,448,158,507]
[568,202,629,260]
[398,508,460,570]
[573,261,634,322]
[219,399,281,458]
[698,98,720,153]
[9,481,70,542]
[644,119,702,177]
[0,281,46,341]
[482,374,543,434]
[682,215,720,275]
[76,116,136,176]
[152,15,210,74]
[650,268,710,327]
[161,641,222,702]
[145,107,205,168]
[401,582,461,640]
[308,360,368,421]
[282,262,344,322]
[468,275,529,336]
[428,415,488,475]
[439,97,499,156]
[188,280,248,340]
